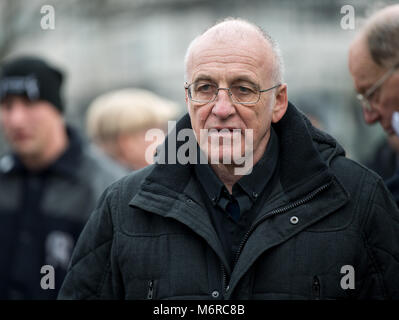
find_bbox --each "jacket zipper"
[147,280,154,300]
[233,182,332,267]
[312,276,321,300]
[221,264,227,292]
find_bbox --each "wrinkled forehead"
[186,24,274,79]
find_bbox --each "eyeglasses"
[185,81,281,105]
[356,62,399,112]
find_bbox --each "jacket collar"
[129,101,350,271]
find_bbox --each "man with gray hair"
[60,18,399,300]
[349,5,399,204]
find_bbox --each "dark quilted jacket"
[59,103,399,300]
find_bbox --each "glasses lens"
[190,82,217,103]
[230,85,259,104]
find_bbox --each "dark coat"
[0,127,127,299]
[59,103,399,300]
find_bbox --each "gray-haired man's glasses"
[356,62,399,112]
[185,82,281,105]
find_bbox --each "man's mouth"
[10,131,32,142]
[209,127,242,133]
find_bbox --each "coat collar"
[129,101,350,272]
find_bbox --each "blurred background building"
[0,0,397,162]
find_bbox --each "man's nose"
[362,107,380,124]
[212,88,235,119]
[7,102,29,126]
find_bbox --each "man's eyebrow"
[192,75,259,87]
[192,75,214,83]
[232,77,259,88]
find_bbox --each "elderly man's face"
[0,95,62,158]
[349,38,399,135]
[185,29,287,167]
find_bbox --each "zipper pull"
[312,276,320,300]
[147,280,154,299]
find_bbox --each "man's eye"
[239,86,250,93]
[234,85,255,94]
[196,84,213,92]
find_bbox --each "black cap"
[0,56,64,113]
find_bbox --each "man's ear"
[272,84,288,123]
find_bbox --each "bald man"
[349,5,399,205]
[59,18,399,300]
